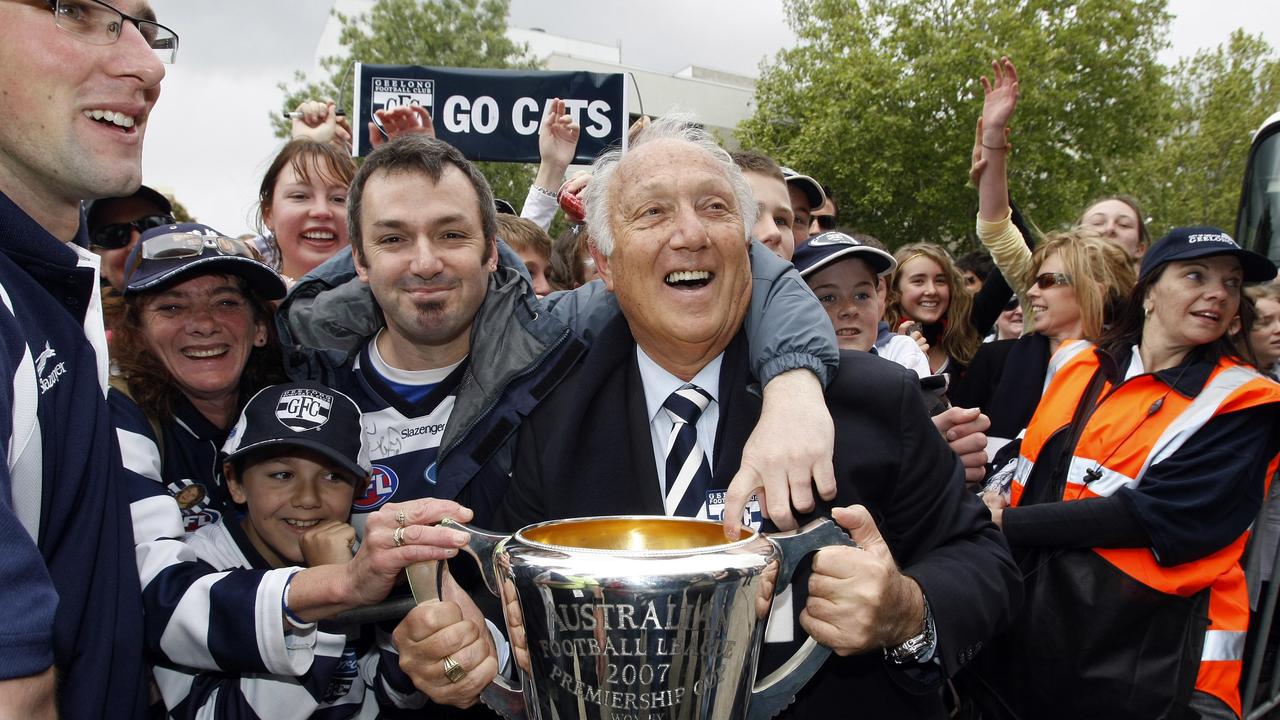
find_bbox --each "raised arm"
[521,99,581,230]
[977,57,1017,225]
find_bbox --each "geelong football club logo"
[370,76,434,132]
[353,464,398,510]
[276,388,333,432]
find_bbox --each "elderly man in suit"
[397,117,1020,718]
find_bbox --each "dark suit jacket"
[498,315,1021,718]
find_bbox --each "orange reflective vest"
[1011,340,1280,716]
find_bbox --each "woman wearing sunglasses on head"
[970,227,1280,720]
[106,222,287,532]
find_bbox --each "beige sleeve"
[976,210,1033,292]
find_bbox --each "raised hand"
[370,104,435,149]
[291,98,352,149]
[539,98,581,172]
[980,56,1019,140]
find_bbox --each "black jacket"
[501,315,1021,718]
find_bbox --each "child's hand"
[300,521,357,566]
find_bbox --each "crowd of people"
[2,3,1279,720]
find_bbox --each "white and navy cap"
[1139,226,1277,283]
[780,166,826,209]
[222,382,371,479]
[793,231,897,278]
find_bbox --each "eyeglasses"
[45,0,179,64]
[1033,272,1072,290]
[140,231,256,261]
[810,214,837,232]
[90,213,174,249]
[1003,296,1020,311]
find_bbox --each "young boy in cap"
[152,381,426,718]
[794,231,931,377]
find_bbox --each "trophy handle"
[405,518,528,720]
[749,517,857,720]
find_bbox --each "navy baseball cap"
[85,184,173,232]
[793,231,897,278]
[780,167,826,209]
[123,223,287,300]
[1139,226,1277,284]
[223,382,371,480]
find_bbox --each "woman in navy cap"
[972,227,1280,719]
[108,222,288,532]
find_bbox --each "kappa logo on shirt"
[34,341,67,394]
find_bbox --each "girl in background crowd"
[1078,194,1152,260]
[976,227,1280,720]
[888,242,981,376]
[256,139,356,282]
[1249,282,1280,376]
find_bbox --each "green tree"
[739,0,1173,249]
[275,0,538,204]
[1120,30,1280,237]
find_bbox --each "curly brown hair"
[106,275,285,424]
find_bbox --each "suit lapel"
[711,332,760,491]
[626,353,667,514]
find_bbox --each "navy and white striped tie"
[662,384,714,517]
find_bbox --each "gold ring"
[392,526,406,548]
[442,654,467,683]
[395,509,407,527]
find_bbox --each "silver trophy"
[409,515,853,720]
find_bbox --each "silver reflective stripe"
[1065,455,1137,497]
[1138,366,1262,482]
[1012,454,1033,488]
[1201,629,1247,662]
[1041,339,1094,395]
[0,285,41,543]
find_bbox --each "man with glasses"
[809,187,839,237]
[0,0,176,716]
[87,184,175,292]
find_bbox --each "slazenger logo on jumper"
[1187,233,1237,246]
[35,342,67,394]
[275,388,333,432]
[371,77,434,132]
[401,423,446,439]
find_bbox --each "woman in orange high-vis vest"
[969,227,1280,720]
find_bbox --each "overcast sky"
[142,0,1278,235]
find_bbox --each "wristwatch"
[885,595,936,664]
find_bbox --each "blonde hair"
[1028,229,1136,340]
[888,242,980,365]
[1247,281,1280,305]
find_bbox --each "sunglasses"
[1003,296,1020,311]
[140,231,257,261]
[811,214,837,232]
[1033,272,1072,290]
[90,214,175,250]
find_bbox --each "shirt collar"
[1101,342,1216,398]
[635,346,723,424]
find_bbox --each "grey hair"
[581,113,757,257]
